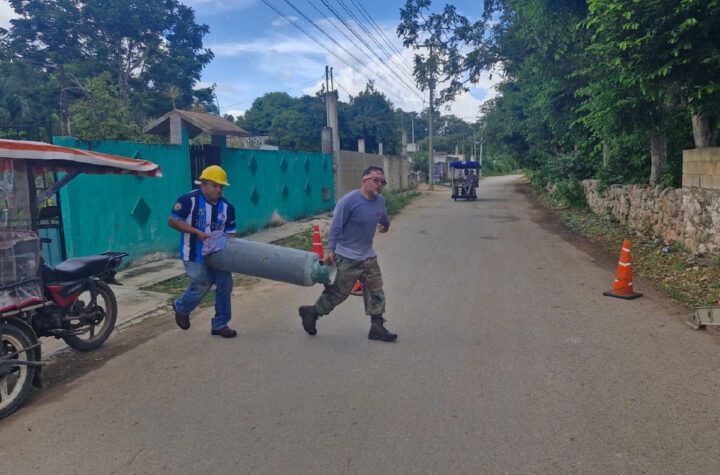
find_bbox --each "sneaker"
[298,305,318,335]
[368,319,397,342]
[211,327,237,338]
[173,302,190,330]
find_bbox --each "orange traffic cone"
[312,225,324,263]
[603,239,643,300]
[351,281,363,296]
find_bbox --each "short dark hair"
[362,166,384,176]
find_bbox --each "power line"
[304,0,406,89]
[281,0,371,71]
[338,0,415,78]
[222,75,325,111]
[334,79,353,98]
[259,0,359,72]
[309,0,422,99]
[261,0,420,101]
[317,0,423,100]
[349,0,407,59]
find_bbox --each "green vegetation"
[1,0,216,141]
[143,274,260,307]
[532,187,720,308]
[382,189,421,216]
[271,228,318,252]
[398,0,719,188]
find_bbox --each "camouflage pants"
[314,255,386,316]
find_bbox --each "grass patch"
[532,187,720,308]
[143,273,260,307]
[271,227,316,251]
[383,189,421,216]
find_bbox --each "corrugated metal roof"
[143,109,251,138]
[0,139,162,177]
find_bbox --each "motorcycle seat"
[43,255,112,282]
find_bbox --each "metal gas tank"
[204,238,335,287]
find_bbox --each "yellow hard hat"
[198,165,229,186]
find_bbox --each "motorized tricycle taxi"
[0,139,161,419]
[450,160,481,201]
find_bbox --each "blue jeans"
[174,261,233,330]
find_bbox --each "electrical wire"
[222,75,325,111]
[259,0,358,72]
[281,0,371,71]
[304,0,404,86]
[337,0,415,78]
[317,0,423,99]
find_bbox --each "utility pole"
[428,66,435,190]
[411,113,415,144]
[416,44,436,190]
[473,132,476,160]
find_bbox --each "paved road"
[2,175,720,474]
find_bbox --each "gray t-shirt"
[328,189,391,261]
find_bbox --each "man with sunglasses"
[298,166,397,342]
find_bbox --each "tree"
[68,72,143,141]
[270,95,326,152]
[5,0,214,134]
[237,92,296,136]
[585,0,720,151]
[346,82,399,154]
[398,0,484,104]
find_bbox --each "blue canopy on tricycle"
[449,161,480,169]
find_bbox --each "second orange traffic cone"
[351,281,363,296]
[312,225,324,263]
[603,239,642,300]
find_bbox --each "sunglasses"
[369,178,387,186]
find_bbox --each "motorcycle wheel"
[0,322,37,419]
[62,281,117,352]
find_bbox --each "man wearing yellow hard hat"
[168,165,238,338]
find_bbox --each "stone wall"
[580,179,720,254]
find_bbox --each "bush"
[552,178,587,208]
[382,189,420,215]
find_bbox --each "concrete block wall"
[337,150,408,199]
[683,147,720,189]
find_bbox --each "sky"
[0,0,499,123]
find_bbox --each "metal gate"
[189,145,221,189]
[27,169,66,266]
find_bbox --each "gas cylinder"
[204,238,335,286]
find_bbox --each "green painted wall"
[52,137,334,262]
[53,136,189,260]
[221,149,335,234]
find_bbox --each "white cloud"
[210,35,320,56]
[0,0,17,30]
[271,16,298,27]
[211,14,503,124]
[294,24,502,122]
[225,109,246,119]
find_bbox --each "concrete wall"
[337,150,410,199]
[683,147,720,189]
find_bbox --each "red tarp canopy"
[0,139,162,177]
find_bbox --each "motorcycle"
[0,139,162,419]
[0,229,127,419]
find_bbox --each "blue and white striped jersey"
[170,189,237,262]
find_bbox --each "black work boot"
[298,305,319,335]
[368,315,397,342]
